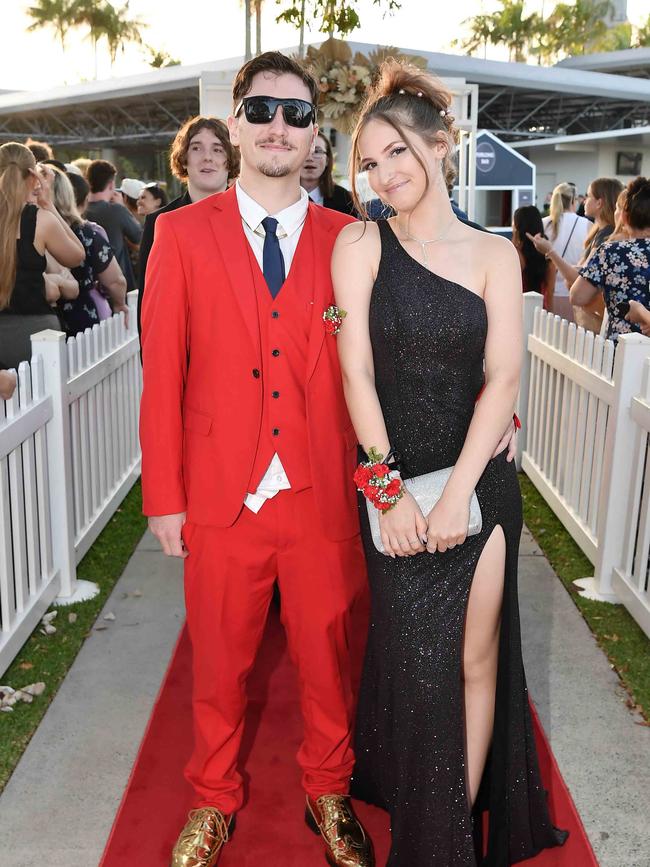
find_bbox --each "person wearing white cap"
[116,177,146,201]
[86,159,143,291]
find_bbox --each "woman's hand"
[525,232,552,256]
[113,302,130,327]
[626,300,650,336]
[35,163,55,211]
[379,489,428,558]
[43,273,61,304]
[425,493,470,554]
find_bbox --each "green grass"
[520,473,650,721]
[0,481,147,793]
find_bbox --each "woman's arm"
[569,275,599,306]
[333,222,389,456]
[527,232,581,287]
[627,300,650,336]
[569,243,608,307]
[98,258,128,319]
[333,221,427,558]
[426,235,523,554]
[45,252,79,300]
[34,165,85,267]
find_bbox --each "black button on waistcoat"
[252,368,261,378]
[272,349,280,357]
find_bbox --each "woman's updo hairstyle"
[623,176,650,231]
[350,58,458,220]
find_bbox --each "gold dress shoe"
[306,794,375,867]
[170,807,234,867]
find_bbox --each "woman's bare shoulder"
[335,218,381,250]
[463,224,519,262]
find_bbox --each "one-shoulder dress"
[351,220,566,866]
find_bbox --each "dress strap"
[19,204,38,244]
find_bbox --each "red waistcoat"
[247,218,313,494]
[140,186,360,541]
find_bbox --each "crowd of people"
[0,112,365,398]
[1,107,649,400]
[512,175,650,341]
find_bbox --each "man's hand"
[148,512,188,558]
[491,418,517,462]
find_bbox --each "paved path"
[0,528,647,866]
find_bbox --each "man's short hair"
[25,138,53,162]
[87,159,117,193]
[67,171,90,209]
[169,116,239,182]
[232,51,319,110]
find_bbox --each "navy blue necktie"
[261,216,286,299]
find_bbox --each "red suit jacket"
[139,185,361,541]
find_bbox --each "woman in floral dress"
[571,176,650,342]
[51,166,126,335]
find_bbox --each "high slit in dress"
[351,221,567,866]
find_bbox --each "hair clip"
[417,92,423,97]
[398,88,405,94]
[439,109,447,117]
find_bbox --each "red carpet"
[100,610,598,866]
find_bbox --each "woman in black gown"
[332,61,566,866]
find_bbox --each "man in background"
[137,115,239,340]
[86,159,142,292]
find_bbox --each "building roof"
[1,43,649,147]
[509,125,650,150]
[556,47,650,77]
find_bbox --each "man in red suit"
[140,52,373,867]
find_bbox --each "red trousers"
[182,487,369,814]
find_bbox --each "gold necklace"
[399,217,457,268]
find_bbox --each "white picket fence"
[520,305,650,635]
[2,288,649,672]
[0,292,141,676]
[610,358,650,637]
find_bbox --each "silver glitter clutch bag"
[366,466,482,554]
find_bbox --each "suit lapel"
[208,186,261,359]
[306,202,336,382]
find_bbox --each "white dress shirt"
[235,181,309,513]
[307,186,324,206]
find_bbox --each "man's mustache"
[256,137,295,149]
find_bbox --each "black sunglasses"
[234,96,316,128]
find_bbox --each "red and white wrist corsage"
[354,447,404,512]
[323,304,346,335]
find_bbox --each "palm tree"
[26,0,78,53]
[104,2,145,64]
[243,0,252,61]
[72,0,144,75]
[254,0,263,55]
[454,13,495,58]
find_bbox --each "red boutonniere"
[323,304,347,336]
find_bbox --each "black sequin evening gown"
[351,221,566,866]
